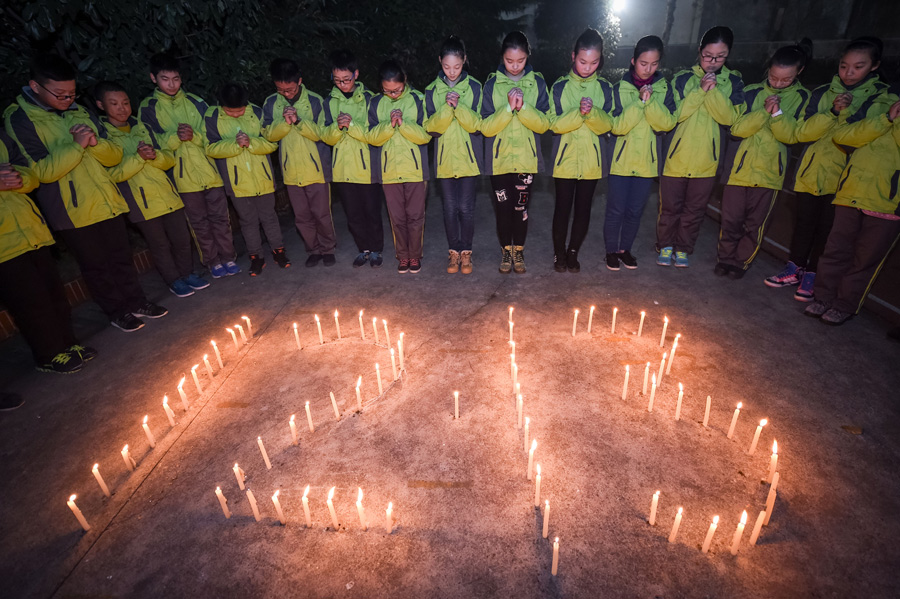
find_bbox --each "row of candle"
[570,307,671,347]
[293,310,402,359]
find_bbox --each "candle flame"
[314,314,320,322]
[712,515,719,524]
[399,332,404,338]
[626,365,630,372]
[652,373,657,384]
[375,363,379,369]
[357,488,363,502]
[70,494,77,501]
[372,317,377,324]
[613,307,618,313]
[203,354,208,360]
[163,395,169,406]
[662,352,667,359]
[740,510,748,524]
[178,376,185,388]
[454,391,459,399]
[123,444,129,452]
[234,463,239,468]
[664,316,669,323]
[678,382,683,391]
[211,339,217,346]
[677,506,683,514]
[359,310,364,316]
[273,490,280,499]
[574,308,579,314]
[305,401,310,406]
[525,416,530,426]
[760,419,768,426]
[590,305,595,311]
[641,310,646,315]
[257,436,261,441]
[293,322,298,330]
[391,348,395,355]
[143,415,148,425]
[773,440,778,454]
[191,364,198,372]
[93,463,99,470]
[536,464,541,476]
[335,310,339,317]
[215,486,221,492]
[303,485,310,498]
[530,439,537,451]
[290,414,295,422]
[555,537,559,543]
[388,501,393,510]
[654,490,660,497]
[676,333,681,339]
[545,500,549,508]
[226,327,232,333]
[737,402,743,409]
[328,486,335,500]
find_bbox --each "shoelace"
[51,352,72,365]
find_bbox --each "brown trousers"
[717,185,778,270]
[383,182,427,260]
[287,183,336,255]
[657,176,717,254]
[180,186,235,267]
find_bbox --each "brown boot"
[499,246,513,274]
[512,245,526,274]
[460,250,473,274]
[447,250,460,274]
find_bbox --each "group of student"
[1,26,899,378]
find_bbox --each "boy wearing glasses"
[4,54,167,333]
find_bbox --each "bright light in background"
[611,0,627,13]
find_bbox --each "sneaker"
[447,250,460,274]
[765,261,802,288]
[460,250,473,274]
[674,251,689,268]
[606,253,621,271]
[224,261,241,276]
[500,246,513,274]
[619,251,638,269]
[553,254,567,273]
[804,300,831,318]
[36,350,84,374]
[170,278,195,298]
[306,254,323,267]
[714,262,730,277]
[68,344,97,361]
[566,249,580,273]
[794,271,816,302]
[370,252,383,268]
[821,308,853,326]
[513,246,526,274]
[409,258,421,273]
[727,267,746,280]
[210,263,227,279]
[249,254,266,276]
[657,247,673,266]
[273,247,291,268]
[353,252,370,268]
[398,259,410,274]
[133,301,168,318]
[322,254,336,267]
[184,274,210,290]
[111,313,145,332]
[0,392,25,411]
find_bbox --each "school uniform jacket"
[549,70,614,180]
[425,71,483,179]
[261,85,332,187]
[205,104,278,198]
[367,86,431,184]
[320,83,380,185]
[0,129,55,264]
[609,71,677,178]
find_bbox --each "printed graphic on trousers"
[495,189,507,203]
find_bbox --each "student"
[657,26,745,268]
[764,37,890,301]
[205,82,287,276]
[481,31,551,274]
[320,50,384,268]
[605,35,676,271]
[95,81,209,298]
[4,54,166,333]
[804,96,900,325]
[549,28,614,273]
[425,35,483,274]
[715,43,811,278]
[0,128,96,373]
[138,54,239,278]
[262,58,336,267]
[367,60,431,274]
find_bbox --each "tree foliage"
[532,0,621,80]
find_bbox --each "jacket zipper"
[179,157,184,178]
[139,187,149,209]
[333,148,339,167]
[465,141,474,163]
[735,151,747,173]
[262,163,271,180]
[556,143,568,166]
[595,145,601,166]
[669,138,682,158]
[310,153,320,172]
[494,139,501,159]
[615,140,627,162]
[777,153,783,176]
[383,151,388,172]
[359,149,367,170]
[837,165,852,191]
[529,138,536,157]
[711,138,718,161]
[439,145,445,165]
[69,180,78,208]
[410,149,419,170]
[799,152,815,178]
[233,165,239,185]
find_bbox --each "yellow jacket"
[261,86,331,187]
[0,129,55,263]
[205,105,278,198]
[366,86,431,184]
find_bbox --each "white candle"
[92,464,111,497]
[666,334,680,374]
[668,507,683,543]
[375,363,383,396]
[356,377,363,411]
[730,510,748,555]
[235,323,247,344]
[701,515,719,553]
[509,306,514,321]
[356,488,367,530]
[142,415,156,448]
[509,341,516,363]
[510,355,515,381]
[315,315,324,344]
[242,315,252,338]
[215,487,231,518]
[233,463,246,490]
[257,436,272,470]
[638,311,646,337]
[302,485,312,527]
[551,537,560,576]
[454,391,459,420]
[527,439,537,480]
[648,490,660,525]
[190,365,203,395]
[398,332,405,370]
[516,394,523,429]
[305,401,315,433]
[534,464,542,507]
[588,305,595,333]
[748,510,766,545]
[648,374,657,413]
[226,327,239,349]
[748,419,767,455]
[659,316,669,347]
[67,494,91,531]
[727,402,742,439]
[703,395,711,428]
[162,395,176,426]
[390,348,398,381]
[272,490,286,525]
[611,307,618,334]
[675,383,684,421]
[621,365,630,400]
[330,391,340,420]
[658,352,666,387]
[542,500,550,538]
[382,319,391,348]
[334,310,341,339]
[764,472,779,525]
[327,486,339,530]
[203,354,214,379]
[509,320,514,343]
[358,310,366,340]
[523,417,530,453]
[572,309,579,337]
[512,363,518,394]
[246,488,261,521]
[385,501,393,534]
[293,322,302,350]
[642,362,650,395]
[289,415,299,445]
[121,444,136,471]
[372,317,379,345]
[767,441,779,483]
[211,340,224,368]
[177,376,189,411]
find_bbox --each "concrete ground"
[1,179,899,599]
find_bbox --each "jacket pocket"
[494,138,502,159]
[711,138,718,161]
[359,149,366,170]
[233,165,239,185]
[615,140,627,163]
[668,138,682,158]
[891,170,900,199]
[262,163,272,180]
[179,157,184,179]
[556,143,569,166]
[332,148,339,167]
[529,137,536,157]
[283,153,289,172]
[837,165,852,191]
[308,153,320,172]
[465,141,474,163]
[777,153,784,177]
[410,148,419,170]
[799,152,815,178]
[139,187,149,209]
[439,144,445,165]
[594,145,601,166]
[68,180,78,208]
[383,151,389,173]
[735,151,747,173]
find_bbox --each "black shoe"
[619,251,638,269]
[352,252,370,268]
[0,392,25,411]
[322,254,336,267]
[273,247,291,268]
[249,255,266,276]
[36,350,84,374]
[727,267,746,280]
[714,262,730,276]
[305,254,323,267]
[409,258,421,273]
[112,313,145,332]
[606,253,620,271]
[553,254,567,273]
[68,344,97,361]
[566,249,580,273]
[370,252,384,268]
[132,302,168,319]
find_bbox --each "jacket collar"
[496,64,534,83]
[567,70,598,84]
[153,87,186,103]
[330,82,366,102]
[20,86,78,116]
[830,72,880,95]
[763,80,802,96]
[439,70,469,87]
[623,71,665,86]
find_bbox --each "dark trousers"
[230,193,284,256]
[0,247,77,364]
[133,209,193,286]
[604,175,653,254]
[491,173,534,247]
[815,206,900,314]
[333,182,384,253]
[384,182,427,260]
[287,183,336,255]
[657,175,717,254]
[57,216,146,320]
[717,185,779,270]
[180,186,235,267]
[788,192,835,272]
[552,178,598,256]
[440,177,477,252]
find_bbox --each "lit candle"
[509,320,514,342]
[512,363,518,394]
[611,307,618,334]
[527,439,537,481]
[385,501,393,534]
[246,488,261,521]
[356,377,363,411]
[358,310,366,340]
[727,402,742,439]
[638,311,646,337]
[233,463,246,490]
[533,464,542,507]
[516,394,523,429]
[203,354,214,379]
[272,490,286,525]
[454,391,459,420]
[293,323,302,350]
[177,376,189,411]
[334,310,341,339]
[767,441,779,483]
[162,395,176,426]
[305,401,315,433]
[190,365,203,395]
[211,340,224,368]
[235,323,247,344]
[621,365,630,400]
[67,494,91,531]
[330,391,340,420]
[257,436,272,470]
[516,383,521,398]
[121,444,136,471]
[382,319,391,348]
[242,315,252,338]
[390,348,398,381]
[510,341,516,363]
[356,488,367,530]
[658,352,666,387]
[648,374,657,413]
[588,305,595,333]
[642,362,650,395]
[748,419,767,455]
[675,383,684,421]
[510,354,515,381]
[92,464,111,497]
[701,515,719,553]
[542,500,550,538]
[226,327,239,349]
[302,485,312,528]
[398,332,405,370]
[215,487,231,518]
[372,317,379,345]
[764,472,779,525]
[551,537,560,576]
[703,395,711,428]
[659,316,669,347]
[326,486,339,530]
[523,417,530,453]
[142,415,156,448]
[375,363,383,396]
[315,315,324,344]
[668,507,683,543]
[730,510,748,555]
[509,306,514,321]
[289,415,299,445]
[648,490,660,525]
[748,510,766,545]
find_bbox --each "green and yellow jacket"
[480,65,551,175]
[0,129,55,263]
[138,88,223,193]
[321,83,379,184]
[424,71,483,179]
[663,65,745,178]
[205,105,278,198]
[609,71,678,178]
[367,86,431,184]
[4,89,127,231]
[261,85,331,187]
[549,70,614,180]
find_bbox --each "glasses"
[700,54,728,63]
[382,86,404,97]
[333,77,355,85]
[35,81,76,101]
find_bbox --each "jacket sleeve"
[399,121,432,145]
[675,88,707,123]
[366,120,395,147]
[263,120,291,143]
[644,90,678,132]
[106,151,146,183]
[5,109,84,183]
[425,101,454,135]
[84,113,123,167]
[832,113,892,148]
[704,86,743,126]
[550,107,585,134]
[12,164,39,194]
[139,102,182,152]
[479,84,514,138]
[248,136,278,155]
[518,81,551,134]
[730,108,768,138]
[4,133,40,193]
[296,119,321,143]
[795,111,837,143]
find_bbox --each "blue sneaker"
[170,278,195,298]
[657,247,673,266]
[794,271,815,302]
[765,261,802,288]
[224,261,241,276]
[370,252,383,268]
[674,251,689,268]
[184,273,210,290]
[210,263,227,279]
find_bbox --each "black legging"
[788,192,835,273]
[491,173,534,247]
[552,178,598,256]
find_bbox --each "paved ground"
[1,179,898,598]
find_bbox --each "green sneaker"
[657,247,673,266]
[674,251,689,268]
[36,351,84,374]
